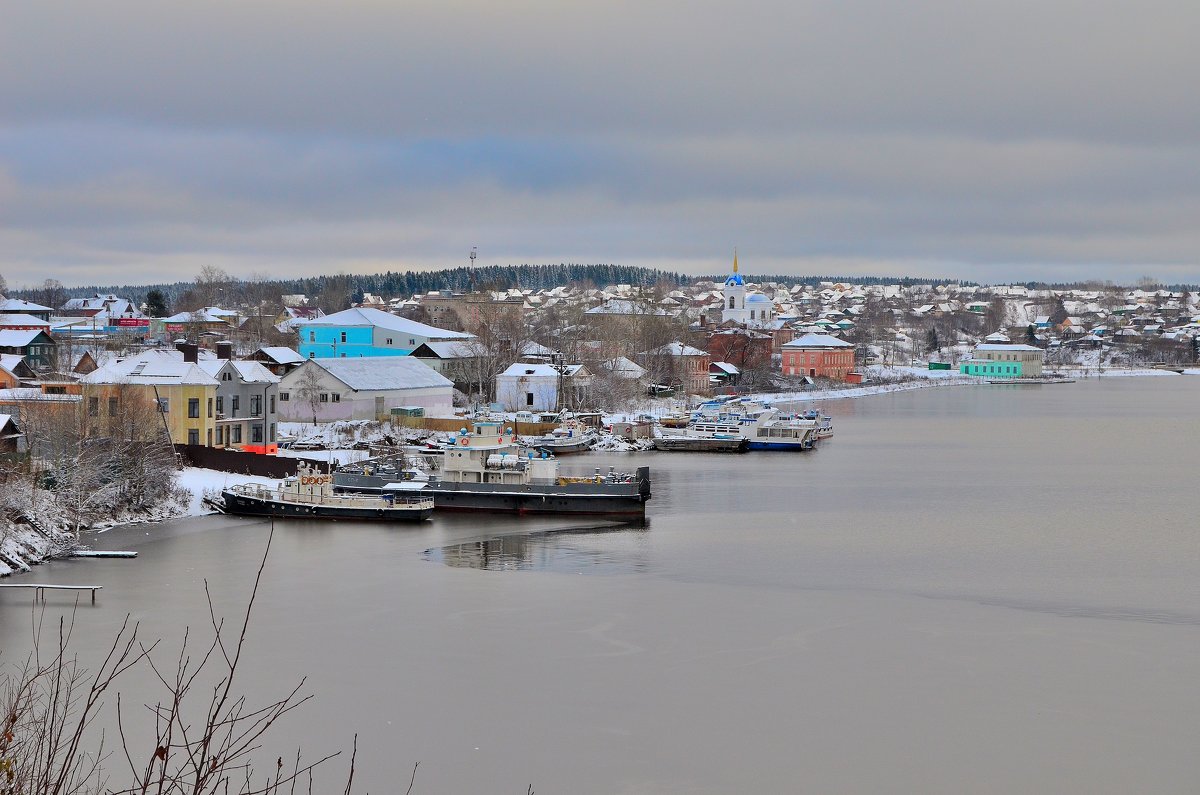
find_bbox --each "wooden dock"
[0,583,103,603]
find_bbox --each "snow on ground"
[176,467,282,516]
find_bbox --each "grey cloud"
[2,0,1199,286]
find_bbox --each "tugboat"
[222,463,434,521]
[334,421,651,518]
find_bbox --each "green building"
[960,359,1024,378]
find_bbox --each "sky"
[2,0,1199,288]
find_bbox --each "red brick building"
[781,333,855,380]
[706,327,773,369]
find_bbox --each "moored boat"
[334,421,651,518]
[652,435,749,453]
[221,465,434,521]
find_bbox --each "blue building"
[297,307,474,359]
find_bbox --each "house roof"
[412,340,480,359]
[81,353,220,387]
[974,343,1043,352]
[710,361,741,374]
[301,357,454,392]
[161,307,236,323]
[255,346,305,364]
[0,298,52,313]
[645,341,709,357]
[499,363,560,378]
[0,314,52,327]
[0,329,52,348]
[196,359,281,384]
[298,307,473,340]
[782,333,853,349]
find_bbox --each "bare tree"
[293,364,326,425]
[0,531,361,794]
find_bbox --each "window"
[309,331,315,342]
[157,397,169,413]
[280,392,289,401]
[269,423,276,442]
[232,426,242,443]
[386,338,393,345]
[319,393,329,402]
[207,398,213,418]
[409,338,415,346]
[216,396,224,413]
[109,397,118,416]
[231,395,240,415]
[188,398,200,418]
[250,395,261,417]
[216,427,223,445]
[88,397,98,417]
[340,331,347,343]
[309,352,315,359]
[269,395,275,413]
[331,393,340,403]
[222,372,231,381]
[729,297,735,309]
[526,392,534,407]
[251,424,263,443]
[188,429,199,445]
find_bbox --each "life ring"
[459,437,469,446]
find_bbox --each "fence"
[175,445,301,478]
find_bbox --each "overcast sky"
[2,0,1199,288]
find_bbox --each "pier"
[0,583,104,603]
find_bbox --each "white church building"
[721,254,773,327]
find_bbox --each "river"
[2,377,1199,793]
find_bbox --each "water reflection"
[427,523,650,573]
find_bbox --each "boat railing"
[227,483,433,508]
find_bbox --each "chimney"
[176,342,199,363]
[216,341,233,360]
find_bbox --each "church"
[720,253,773,327]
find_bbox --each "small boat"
[519,422,597,455]
[684,398,823,451]
[652,435,749,453]
[221,464,434,522]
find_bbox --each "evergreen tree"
[925,327,939,354]
[145,289,169,317]
[1026,325,1038,346]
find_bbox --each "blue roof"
[746,292,770,303]
[724,273,744,286]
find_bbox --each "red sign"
[166,324,185,333]
[116,318,151,327]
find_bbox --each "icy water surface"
[3,377,1199,794]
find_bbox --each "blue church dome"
[724,273,744,286]
[746,292,770,303]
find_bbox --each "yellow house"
[80,351,219,446]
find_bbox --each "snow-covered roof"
[0,313,52,327]
[0,354,27,374]
[255,346,304,364]
[0,298,52,313]
[81,353,220,387]
[974,343,1043,352]
[584,299,670,316]
[161,307,236,323]
[603,356,647,377]
[302,357,454,392]
[196,359,281,384]
[413,340,480,359]
[499,363,559,379]
[0,329,51,347]
[782,333,853,349]
[298,307,473,339]
[645,342,708,357]
[710,361,741,374]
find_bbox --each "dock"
[0,583,104,603]
[71,550,138,559]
